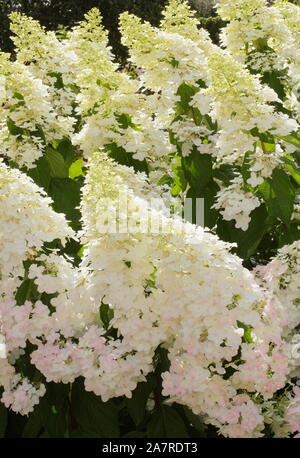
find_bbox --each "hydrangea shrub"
[0,0,299,438]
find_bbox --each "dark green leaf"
[176,82,198,115]
[27,156,51,191]
[261,71,286,100]
[99,302,114,330]
[122,431,147,438]
[48,72,64,89]
[39,383,70,438]
[213,164,237,185]
[22,406,43,438]
[278,222,300,247]
[259,169,295,223]
[55,138,76,167]
[183,149,212,193]
[0,402,7,438]
[48,178,81,226]
[241,151,253,184]
[187,179,219,229]
[183,406,207,436]
[15,279,39,305]
[70,378,119,438]
[126,377,156,426]
[31,124,46,144]
[106,143,148,174]
[217,204,270,260]
[249,127,274,144]
[45,148,69,178]
[115,113,141,131]
[7,117,23,136]
[147,405,188,438]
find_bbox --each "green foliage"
[147,405,189,438]
[126,377,156,426]
[197,16,226,44]
[48,178,81,228]
[0,0,169,61]
[0,402,7,438]
[259,169,295,224]
[15,278,39,305]
[70,378,120,438]
[0,0,224,62]
[183,150,212,193]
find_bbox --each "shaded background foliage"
[0,0,225,61]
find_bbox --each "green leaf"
[39,383,69,438]
[183,149,212,193]
[259,169,295,224]
[48,178,81,226]
[55,138,76,167]
[45,148,69,178]
[126,376,156,426]
[13,92,25,101]
[77,243,87,258]
[176,82,198,115]
[69,159,84,179]
[278,222,300,247]
[70,378,119,438]
[15,279,39,305]
[261,71,286,100]
[217,204,270,260]
[106,143,148,174]
[187,179,219,229]
[157,174,172,187]
[241,151,253,184]
[99,302,114,330]
[171,156,187,196]
[115,113,141,131]
[237,321,254,344]
[0,402,7,438]
[183,406,207,436]
[147,405,189,438]
[47,72,64,89]
[169,57,179,68]
[253,37,270,52]
[276,132,300,150]
[123,431,147,438]
[283,156,300,186]
[27,156,51,191]
[7,117,24,136]
[249,127,274,144]
[22,406,43,438]
[213,164,237,185]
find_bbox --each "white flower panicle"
[9,12,78,121]
[78,153,289,436]
[69,9,172,166]
[254,240,300,337]
[0,52,74,168]
[0,160,74,278]
[206,50,298,162]
[217,0,300,116]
